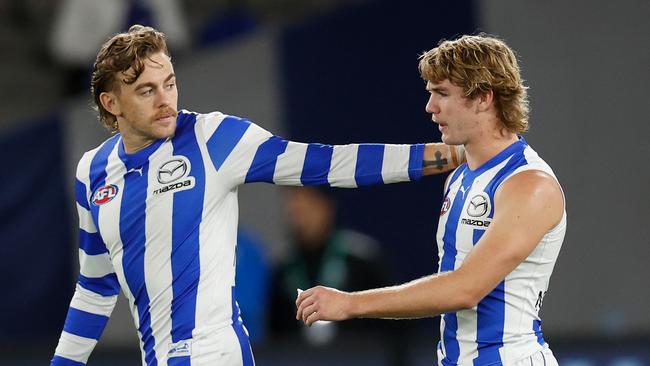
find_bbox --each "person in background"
[270,186,393,346]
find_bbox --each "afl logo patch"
[440,196,451,216]
[467,192,490,217]
[92,184,119,206]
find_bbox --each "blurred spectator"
[269,186,394,346]
[49,0,189,94]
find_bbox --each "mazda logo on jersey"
[467,193,490,217]
[157,158,189,184]
[92,184,119,206]
[153,156,196,196]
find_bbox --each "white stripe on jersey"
[69,285,118,317]
[329,144,359,188]
[78,250,114,278]
[77,203,97,233]
[275,142,309,185]
[54,331,98,364]
[99,142,137,327]
[380,144,413,184]
[144,140,175,362]
[194,114,241,338]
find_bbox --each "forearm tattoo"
[423,150,449,170]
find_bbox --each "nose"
[155,86,171,107]
[425,93,439,115]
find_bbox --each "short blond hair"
[419,34,529,134]
[91,25,169,132]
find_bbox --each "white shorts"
[511,348,559,366]
[166,322,255,366]
[435,346,558,366]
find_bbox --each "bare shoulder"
[495,170,564,228]
[497,170,562,199]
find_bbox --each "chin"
[156,125,177,139]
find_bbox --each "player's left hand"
[295,285,353,326]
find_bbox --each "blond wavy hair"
[419,34,530,134]
[91,25,169,133]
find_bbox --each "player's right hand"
[295,285,353,326]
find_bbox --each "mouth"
[154,109,178,124]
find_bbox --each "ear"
[99,91,121,117]
[476,89,495,113]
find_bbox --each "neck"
[121,133,156,154]
[464,127,518,170]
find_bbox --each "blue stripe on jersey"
[473,228,505,365]
[485,154,527,205]
[51,355,86,366]
[79,230,108,255]
[439,171,476,364]
[445,165,466,197]
[472,143,528,365]
[245,136,289,183]
[170,113,204,346]
[78,273,120,296]
[207,116,251,171]
[301,143,333,185]
[231,287,255,366]
[533,320,545,345]
[63,307,109,340]
[408,144,425,181]
[441,313,459,366]
[88,135,120,235]
[119,161,157,366]
[355,144,385,186]
[75,179,89,209]
[168,357,190,366]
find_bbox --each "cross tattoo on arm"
[424,150,448,170]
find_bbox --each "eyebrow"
[427,85,448,93]
[134,73,176,91]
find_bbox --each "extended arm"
[202,114,464,188]
[296,170,563,324]
[51,179,121,366]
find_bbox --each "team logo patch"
[467,192,490,217]
[440,196,451,216]
[153,156,195,195]
[92,184,119,206]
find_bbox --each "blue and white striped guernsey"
[51,110,424,366]
[435,138,565,366]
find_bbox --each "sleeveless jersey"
[436,138,566,365]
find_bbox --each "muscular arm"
[296,170,563,324]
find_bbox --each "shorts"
[166,322,255,366]
[436,346,558,366]
[511,347,558,366]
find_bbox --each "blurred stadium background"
[0,0,648,365]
